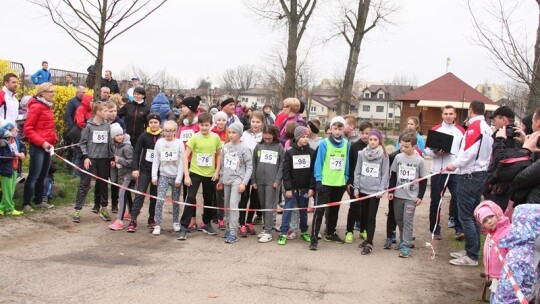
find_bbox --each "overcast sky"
[2,0,537,89]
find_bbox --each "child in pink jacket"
[474,200,511,298]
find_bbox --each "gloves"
[316,181,324,193]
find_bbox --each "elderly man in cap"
[126,76,142,101]
[220,95,240,126]
[483,106,524,211]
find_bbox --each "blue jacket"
[65,96,82,129]
[31,69,51,85]
[149,93,170,126]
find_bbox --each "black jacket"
[118,101,150,146]
[132,129,162,173]
[101,78,120,94]
[511,153,540,205]
[282,142,316,191]
[348,139,367,186]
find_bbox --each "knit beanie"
[209,107,219,116]
[220,96,235,108]
[229,122,244,136]
[475,205,496,223]
[368,130,383,143]
[182,97,200,113]
[330,116,346,127]
[147,112,161,123]
[214,111,228,122]
[294,126,309,142]
[110,123,124,138]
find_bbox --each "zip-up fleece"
[251,141,284,186]
[220,141,252,185]
[282,142,316,191]
[113,134,133,180]
[132,127,162,172]
[80,117,113,160]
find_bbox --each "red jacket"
[24,97,58,147]
[74,94,93,129]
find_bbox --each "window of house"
[409,103,416,108]
[376,106,384,112]
[387,123,393,129]
[311,106,316,112]
[389,103,394,108]
[363,92,371,98]
[374,122,379,127]
[388,113,393,118]
[362,105,370,112]
[377,92,385,99]
[241,97,248,103]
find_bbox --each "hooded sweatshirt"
[282,141,316,191]
[80,117,113,160]
[113,133,133,180]
[220,141,252,186]
[74,94,93,129]
[353,146,390,195]
[474,201,511,280]
[493,204,540,303]
[252,141,284,186]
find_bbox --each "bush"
[27,85,93,139]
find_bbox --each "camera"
[505,124,517,138]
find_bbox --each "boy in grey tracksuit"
[73,103,114,223]
[218,122,252,244]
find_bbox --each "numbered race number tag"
[145,149,155,162]
[161,148,177,162]
[224,154,239,170]
[398,164,416,180]
[260,150,278,164]
[329,156,344,171]
[92,131,108,143]
[292,155,310,169]
[362,162,380,177]
[180,129,194,142]
[197,153,213,167]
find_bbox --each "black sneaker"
[111,205,118,213]
[383,238,393,249]
[177,228,187,241]
[202,224,217,235]
[358,240,368,248]
[361,244,373,255]
[91,206,99,214]
[325,232,345,244]
[309,239,318,250]
[253,216,263,225]
[127,220,137,232]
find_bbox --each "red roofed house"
[396,72,498,135]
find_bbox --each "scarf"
[363,145,383,161]
[329,134,342,145]
[36,96,53,109]
[146,127,162,135]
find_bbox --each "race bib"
[362,162,380,177]
[292,155,310,169]
[196,153,213,167]
[93,131,108,143]
[180,129,194,142]
[260,150,278,164]
[161,148,177,162]
[145,149,155,162]
[329,156,344,171]
[398,164,416,180]
[224,154,239,170]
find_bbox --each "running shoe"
[127,220,137,232]
[72,210,81,223]
[218,220,226,230]
[239,225,248,237]
[100,209,112,221]
[109,219,124,230]
[344,232,354,244]
[300,233,311,242]
[277,235,287,245]
[325,232,345,244]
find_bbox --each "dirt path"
[0,188,482,304]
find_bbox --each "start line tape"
[54,150,444,213]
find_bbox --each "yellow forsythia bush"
[27,86,93,138]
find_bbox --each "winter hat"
[1,122,15,131]
[330,116,346,127]
[181,97,200,113]
[110,123,124,138]
[369,130,383,143]
[214,111,227,122]
[475,205,496,223]
[147,112,161,123]
[209,107,219,116]
[220,95,235,108]
[229,122,243,136]
[294,126,309,142]
[308,121,319,134]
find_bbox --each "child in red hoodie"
[473,200,511,299]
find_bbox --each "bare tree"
[221,65,259,100]
[333,0,396,115]
[467,0,540,111]
[245,0,318,99]
[504,81,529,116]
[196,77,212,91]
[29,0,167,97]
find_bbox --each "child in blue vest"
[310,116,350,250]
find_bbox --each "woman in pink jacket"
[473,200,511,300]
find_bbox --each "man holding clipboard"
[425,105,465,240]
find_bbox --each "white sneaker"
[173,222,181,232]
[257,232,265,238]
[287,231,297,240]
[258,233,272,243]
[449,250,466,259]
[449,255,478,266]
[152,225,161,235]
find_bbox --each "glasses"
[163,129,176,133]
